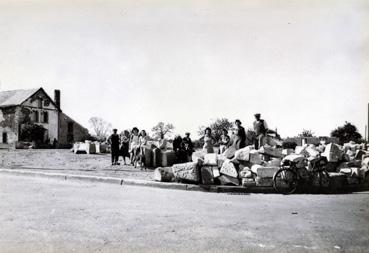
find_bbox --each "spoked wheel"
[273,168,298,194]
[312,170,331,192]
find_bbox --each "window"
[43,111,49,123]
[2,132,7,144]
[37,98,43,109]
[33,111,39,122]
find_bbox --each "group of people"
[201,113,270,154]
[107,127,153,167]
[107,127,176,168]
[107,113,270,166]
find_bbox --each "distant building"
[0,87,89,148]
[284,136,339,146]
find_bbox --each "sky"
[0,0,368,139]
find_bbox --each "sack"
[249,150,263,165]
[223,146,236,159]
[258,146,283,158]
[234,146,254,161]
[218,175,239,186]
[242,178,256,187]
[322,143,342,162]
[172,162,200,183]
[204,153,217,165]
[201,166,216,185]
[154,167,174,182]
[239,168,253,178]
[220,160,238,178]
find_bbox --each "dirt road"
[0,174,368,253]
[0,149,153,180]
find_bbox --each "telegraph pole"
[367,103,369,142]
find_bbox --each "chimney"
[54,89,61,109]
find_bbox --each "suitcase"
[144,148,153,167]
[242,178,256,187]
[161,150,176,167]
[255,177,273,187]
[152,148,161,168]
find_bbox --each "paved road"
[0,175,368,253]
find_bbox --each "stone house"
[0,87,89,148]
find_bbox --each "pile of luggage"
[141,148,177,168]
[154,141,369,190]
[72,141,108,154]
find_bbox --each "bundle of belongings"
[72,141,108,154]
[154,141,369,190]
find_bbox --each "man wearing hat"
[253,113,268,149]
[108,128,121,165]
[182,132,194,161]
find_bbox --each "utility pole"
[367,103,369,142]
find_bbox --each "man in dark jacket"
[108,129,120,165]
[253,113,268,149]
[182,132,194,161]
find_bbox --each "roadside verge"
[0,168,276,193]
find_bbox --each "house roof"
[0,87,60,111]
[0,88,39,107]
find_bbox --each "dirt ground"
[1,174,368,253]
[0,149,153,180]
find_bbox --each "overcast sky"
[1,0,368,139]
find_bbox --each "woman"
[138,130,149,169]
[120,130,130,165]
[129,127,140,166]
[232,119,246,150]
[203,127,215,154]
[218,128,230,154]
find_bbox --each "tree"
[20,123,46,142]
[198,118,233,142]
[298,129,315,138]
[88,117,112,140]
[151,122,175,139]
[331,121,362,145]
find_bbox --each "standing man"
[253,113,268,149]
[232,119,246,150]
[182,132,194,161]
[108,129,120,165]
